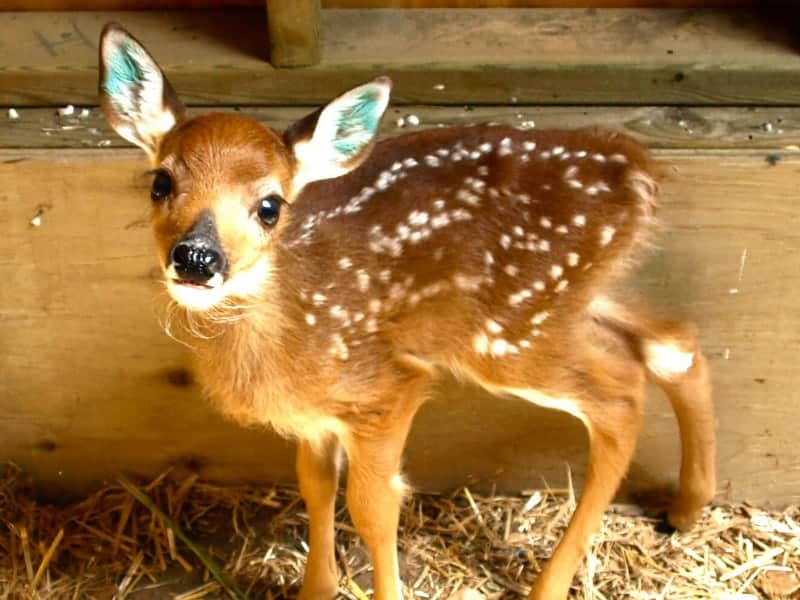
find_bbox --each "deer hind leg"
[590,297,717,531]
[496,342,646,600]
[297,437,342,600]
[640,319,716,530]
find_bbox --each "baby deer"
[99,24,716,600]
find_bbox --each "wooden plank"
[1,148,799,504]
[266,0,321,67]
[1,9,799,106]
[4,105,800,151]
[0,1,764,9]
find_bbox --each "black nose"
[170,241,225,283]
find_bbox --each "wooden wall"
[2,109,800,504]
[1,7,799,505]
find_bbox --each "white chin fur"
[164,259,269,312]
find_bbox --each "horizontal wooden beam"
[4,105,800,151]
[1,9,799,106]
[0,1,767,8]
[1,147,799,503]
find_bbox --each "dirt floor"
[1,465,799,600]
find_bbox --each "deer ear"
[98,23,185,160]
[285,77,391,194]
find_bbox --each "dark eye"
[151,170,173,201]
[257,194,283,227]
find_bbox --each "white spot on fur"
[555,225,568,235]
[565,165,579,179]
[530,311,549,325]
[490,338,509,356]
[456,189,481,207]
[610,153,628,164]
[425,154,441,167]
[431,213,451,229]
[573,214,586,227]
[312,293,327,305]
[485,251,495,265]
[500,234,512,250]
[357,270,370,292]
[305,313,317,326]
[432,199,446,211]
[474,332,490,354]
[330,334,349,360]
[566,252,580,267]
[513,226,524,237]
[600,225,616,246]
[540,217,552,229]
[523,141,536,151]
[552,146,564,155]
[450,208,472,221]
[538,239,550,252]
[533,280,545,291]
[504,264,519,277]
[555,279,569,293]
[643,342,694,380]
[368,298,382,313]
[549,264,564,279]
[408,210,429,226]
[486,319,503,334]
[509,289,532,306]
[338,257,352,270]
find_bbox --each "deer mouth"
[171,278,218,290]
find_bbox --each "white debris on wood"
[406,114,421,126]
[7,108,19,120]
[97,140,112,147]
[57,104,75,117]
[396,116,406,128]
[30,207,46,228]
[433,83,446,91]
[80,108,91,118]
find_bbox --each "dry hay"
[1,464,799,600]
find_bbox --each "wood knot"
[165,367,195,388]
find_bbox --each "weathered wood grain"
[0,1,765,9]
[4,105,800,151]
[266,0,321,67]
[1,148,798,504]
[1,9,799,106]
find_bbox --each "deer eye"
[257,194,283,227]
[151,169,173,201]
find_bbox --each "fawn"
[99,24,716,600]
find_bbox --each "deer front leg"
[344,417,414,600]
[297,437,341,600]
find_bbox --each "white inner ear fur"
[292,78,391,194]
[102,30,177,158]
